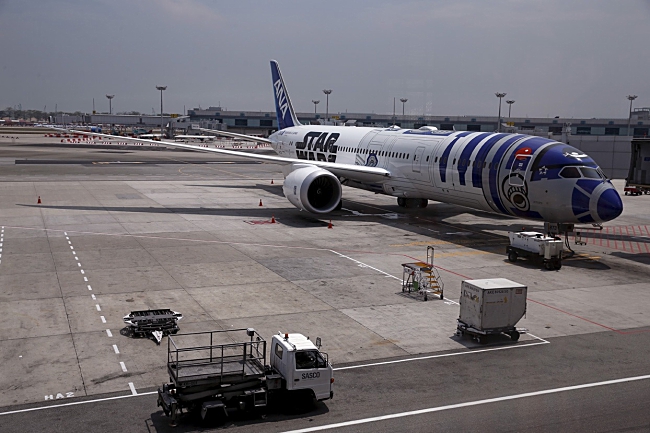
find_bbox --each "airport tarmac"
[0,135,649,432]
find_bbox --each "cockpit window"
[580,167,602,179]
[559,166,581,178]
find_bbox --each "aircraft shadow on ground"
[185,183,286,198]
[610,251,650,265]
[146,399,330,432]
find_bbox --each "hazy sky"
[1,0,649,119]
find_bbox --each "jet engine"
[283,166,342,213]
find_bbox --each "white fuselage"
[269,125,623,224]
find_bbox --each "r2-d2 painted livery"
[268,61,623,225]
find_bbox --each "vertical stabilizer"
[270,60,301,130]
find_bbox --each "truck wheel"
[423,293,428,301]
[508,251,517,262]
[509,331,520,341]
[554,260,562,270]
[544,261,553,270]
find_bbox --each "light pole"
[156,86,167,138]
[627,95,638,136]
[322,89,332,124]
[400,98,408,116]
[495,92,506,132]
[312,100,320,116]
[506,100,515,118]
[105,94,114,114]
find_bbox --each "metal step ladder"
[400,246,444,301]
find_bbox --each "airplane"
[58,60,623,228]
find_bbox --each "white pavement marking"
[75,257,79,261]
[106,329,113,337]
[113,345,120,354]
[279,374,650,433]
[95,304,101,311]
[128,382,137,396]
[91,294,96,300]
[87,285,92,291]
[64,232,67,236]
[80,269,84,274]
[331,249,460,305]
[335,339,549,371]
[77,263,81,267]
[100,316,106,323]
[83,277,88,282]
[119,362,127,372]
[0,391,158,416]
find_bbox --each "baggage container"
[457,278,527,342]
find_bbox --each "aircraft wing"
[198,128,273,144]
[57,129,391,183]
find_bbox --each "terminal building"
[186,106,650,139]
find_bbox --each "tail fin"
[270,60,301,130]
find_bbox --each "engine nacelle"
[283,166,342,213]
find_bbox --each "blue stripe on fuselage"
[457,133,491,186]
[439,132,472,183]
[471,133,508,188]
[487,134,526,214]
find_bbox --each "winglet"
[270,60,301,130]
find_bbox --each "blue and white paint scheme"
[63,60,623,225]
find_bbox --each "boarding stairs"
[401,246,444,301]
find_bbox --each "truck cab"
[270,333,334,401]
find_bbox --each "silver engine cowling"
[283,166,342,213]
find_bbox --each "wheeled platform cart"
[456,279,527,343]
[507,231,564,270]
[123,309,182,343]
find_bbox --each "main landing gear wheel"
[397,197,406,207]
[509,331,520,341]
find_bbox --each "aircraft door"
[412,146,425,173]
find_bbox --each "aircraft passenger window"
[559,166,581,179]
[426,156,429,162]
[434,157,438,163]
[407,154,410,159]
[453,158,456,165]
[483,161,487,168]
[580,167,602,179]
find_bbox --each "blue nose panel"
[597,188,623,222]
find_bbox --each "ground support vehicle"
[157,329,333,426]
[627,138,650,195]
[506,231,564,270]
[456,278,527,343]
[123,309,182,344]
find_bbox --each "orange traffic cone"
[271,215,276,223]
[259,199,263,207]
[37,196,41,204]
[327,220,333,229]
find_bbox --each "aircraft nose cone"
[597,187,623,222]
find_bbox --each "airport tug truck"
[507,231,564,270]
[456,279,527,343]
[157,328,333,425]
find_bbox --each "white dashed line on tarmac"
[87,285,92,291]
[106,329,113,337]
[113,345,120,354]
[80,269,84,274]
[119,362,127,372]
[83,277,88,282]
[95,304,101,311]
[91,294,96,300]
[128,382,137,395]
[100,316,106,323]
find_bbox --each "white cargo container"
[507,231,564,270]
[457,278,527,343]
